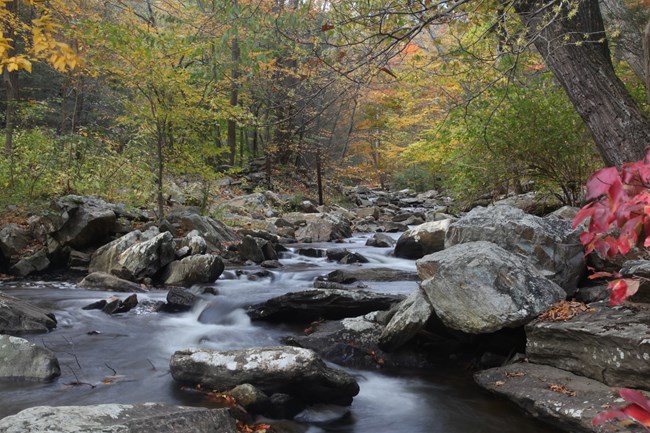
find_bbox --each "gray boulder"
[378,287,433,352]
[46,195,117,249]
[475,363,634,433]
[0,404,236,433]
[0,224,30,258]
[247,289,403,322]
[170,346,359,405]
[78,272,145,292]
[492,192,561,216]
[162,254,224,286]
[394,220,453,260]
[295,214,352,242]
[161,287,198,312]
[181,230,207,255]
[417,241,565,334]
[0,335,60,380]
[0,293,57,334]
[9,249,50,277]
[169,212,239,250]
[89,228,159,274]
[365,233,396,248]
[445,205,584,293]
[324,267,419,284]
[527,305,650,391]
[239,236,265,264]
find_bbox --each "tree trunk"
[516,0,650,166]
[227,0,240,166]
[316,147,323,205]
[599,0,646,82]
[644,18,650,106]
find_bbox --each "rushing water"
[0,235,561,432]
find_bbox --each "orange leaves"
[548,384,577,397]
[538,301,594,322]
[237,421,273,433]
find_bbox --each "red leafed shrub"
[593,388,650,428]
[573,150,650,305]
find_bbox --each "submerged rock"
[0,403,237,433]
[170,346,359,406]
[78,272,145,292]
[0,335,60,381]
[0,293,57,334]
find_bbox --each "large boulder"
[45,195,117,249]
[475,363,635,433]
[324,267,419,284]
[170,346,359,405]
[181,230,207,255]
[0,293,57,334]
[0,335,60,380]
[89,228,159,274]
[526,305,650,391]
[295,213,352,242]
[168,212,240,250]
[416,241,565,334]
[78,272,145,292]
[161,254,224,286]
[0,404,237,433]
[365,233,396,248]
[394,220,453,260]
[0,224,30,258]
[247,289,403,322]
[378,287,434,352]
[238,236,265,264]
[9,250,50,277]
[445,205,584,293]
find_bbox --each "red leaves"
[593,388,650,427]
[574,150,650,305]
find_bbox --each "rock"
[474,363,636,433]
[492,192,562,216]
[9,249,50,277]
[78,272,145,292]
[68,250,91,269]
[324,268,419,284]
[394,220,453,259]
[102,294,138,314]
[295,214,352,242]
[417,241,565,334]
[181,230,207,255]
[0,335,60,381]
[354,207,380,220]
[325,248,348,262]
[620,260,650,302]
[238,236,265,264]
[296,248,326,258]
[526,305,650,391]
[261,260,282,268]
[82,300,107,310]
[161,254,224,286]
[284,315,432,369]
[247,289,403,322]
[170,346,359,406]
[380,221,408,232]
[109,232,176,282]
[161,287,198,312]
[0,403,237,433]
[46,195,117,249]
[0,293,57,334]
[169,212,240,250]
[228,384,271,413]
[338,252,369,264]
[0,224,30,258]
[378,287,434,352]
[445,205,585,293]
[89,228,159,274]
[365,233,396,248]
[546,205,580,221]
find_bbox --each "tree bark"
[644,17,650,106]
[599,0,646,82]
[516,0,650,166]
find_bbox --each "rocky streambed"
[0,189,648,432]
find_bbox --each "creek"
[0,234,560,433]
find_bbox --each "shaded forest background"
[0,0,648,216]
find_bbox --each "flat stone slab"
[324,267,419,283]
[527,305,650,391]
[0,403,236,433]
[0,293,57,334]
[475,363,646,433]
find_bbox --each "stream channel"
[0,234,560,433]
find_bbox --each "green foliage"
[390,162,439,192]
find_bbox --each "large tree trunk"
[644,18,650,106]
[227,18,240,167]
[516,0,650,166]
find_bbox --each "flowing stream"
[0,234,560,432]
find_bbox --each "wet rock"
[338,252,369,264]
[0,293,57,334]
[365,233,396,248]
[295,213,352,242]
[46,195,117,249]
[9,249,50,277]
[82,300,107,310]
[170,346,359,406]
[161,254,224,286]
[296,248,326,258]
[394,220,453,260]
[161,287,198,312]
[78,272,145,292]
[312,280,367,290]
[474,363,636,433]
[228,384,271,414]
[0,335,60,381]
[89,228,159,275]
[0,403,237,433]
[239,236,265,264]
[417,241,565,334]
[247,289,403,322]
[102,294,138,314]
[68,250,91,269]
[445,205,584,293]
[526,305,650,391]
[379,287,434,352]
[325,248,348,262]
[294,404,351,424]
[324,268,419,284]
[261,260,282,268]
[284,315,432,369]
